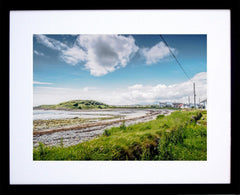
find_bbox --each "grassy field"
[34,100,109,110]
[33,110,207,160]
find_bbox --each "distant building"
[179,103,184,108]
[200,99,207,109]
[172,103,182,108]
[166,102,174,107]
[159,101,204,109]
[180,104,185,109]
[159,102,167,108]
[180,103,195,109]
[180,103,196,109]
[159,102,174,108]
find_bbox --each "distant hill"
[34,100,110,110]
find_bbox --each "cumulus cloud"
[35,35,177,76]
[33,72,207,106]
[121,72,207,104]
[76,35,139,76]
[35,34,140,76]
[142,41,175,64]
[35,34,86,65]
[61,46,87,65]
[128,84,143,90]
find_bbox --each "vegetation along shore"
[33,109,207,160]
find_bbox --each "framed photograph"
[10,10,231,185]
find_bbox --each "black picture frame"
[3,1,240,194]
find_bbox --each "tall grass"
[33,110,207,160]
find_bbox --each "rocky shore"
[33,109,173,148]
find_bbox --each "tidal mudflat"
[33,109,172,147]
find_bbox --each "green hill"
[34,100,110,110]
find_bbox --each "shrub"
[140,124,152,130]
[159,123,169,129]
[140,148,151,160]
[156,115,165,119]
[103,129,111,136]
[60,137,64,148]
[119,121,126,130]
[39,142,46,156]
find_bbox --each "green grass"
[34,100,109,110]
[33,110,207,161]
[34,100,181,110]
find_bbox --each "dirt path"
[33,109,173,147]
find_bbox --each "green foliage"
[34,100,109,110]
[60,138,64,148]
[73,103,78,107]
[119,121,126,130]
[103,129,111,137]
[156,119,207,160]
[39,142,46,156]
[33,110,207,161]
[156,115,165,119]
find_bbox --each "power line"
[160,35,196,108]
[159,35,192,82]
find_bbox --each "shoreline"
[33,110,207,160]
[33,107,174,112]
[33,109,173,147]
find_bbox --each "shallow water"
[33,109,148,120]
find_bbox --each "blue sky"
[33,34,207,106]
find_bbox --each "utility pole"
[193,82,196,109]
[160,35,197,110]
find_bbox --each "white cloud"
[142,41,175,64]
[34,35,177,77]
[33,86,102,106]
[121,72,207,104]
[76,35,139,76]
[128,84,143,90]
[35,34,68,51]
[34,50,45,56]
[33,81,53,85]
[34,87,79,106]
[61,46,87,65]
[35,34,86,65]
[35,34,139,76]
[33,72,206,106]
[83,87,98,92]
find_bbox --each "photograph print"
[33,34,207,161]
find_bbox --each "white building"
[200,99,207,109]
[159,102,167,108]
[159,102,174,108]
